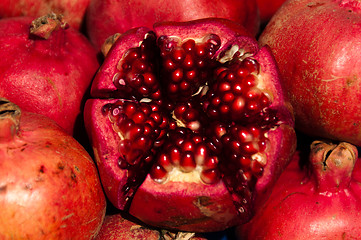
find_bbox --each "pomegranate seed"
[172,68,184,82]
[172,48,185,62]
[182,39,195,52]
[201,169,220,184]
[180,152,196,172]
[150,164,168,182]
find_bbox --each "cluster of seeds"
[114,32,162,100]
[103,100,169,168]
[150,127,220,184]
[157,34,221,101]
[203,58,271,122]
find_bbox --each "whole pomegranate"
[85,0,260,51]
[0,98,106,239]
[237,140,361,239]
[0,0,90,30]
[258,0,361,146]
[95,213,207,240]
[0,13,99,136]
[84,18,296,232]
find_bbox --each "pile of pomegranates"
[1,0,361,239]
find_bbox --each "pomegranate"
[237,140,361,239]
[85,0,260,51]
[84,18,296,232]
[0,0,90,30]
[0,98,106,239]
[95,213,207,240]
[0,13,99,136]
[258,0,361,146]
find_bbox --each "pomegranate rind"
[129,177,239,232]
[84,99,131,209]
[0,109,106,239]
[90,27,153,98]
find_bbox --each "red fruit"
[86,0,260,51]
[84,18,296,232]
[237,141,361,239]
[0,98,106,239]
[256,0,287,24]
[95,214,161,240]
[0,0,90,30]
[95,213,207,240]
[259,0,361,146]
[0,14,99,136]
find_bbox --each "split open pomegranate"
[84,18,296,232]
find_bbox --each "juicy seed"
[151,127,221,184]
[158,34,221,102]
[114,32,162,100]
[103,100,169,169]
[203,57,271,122]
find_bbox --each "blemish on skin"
[57,162,65,170]
[307,2,325,8]
[70,170,77,183]
[74,165,80,172]
[61,213,74,221]
[0,185,7,193]
[39,165,46,173]
[196,196,213,206]
[24,183,33,190]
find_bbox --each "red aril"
[0,98,106,239]
[85,0,260,51]
[237,140,361,239]
[84,18,296,232]
[259,0,361,146]
[0,14,99,136]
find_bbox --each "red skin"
[0,0,90,30]
[86,0,260,51]
[0,100,106,240]
[237,142,361,239]
[95,214,161,240]
[256,0,287,23]
[95,213,208,240]
[0,15,99,136]
[259,0,361,146]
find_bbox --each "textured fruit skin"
[237,142,361,239]
[0,0,90,29]
[84,18,296,233]
[259,0,361,146]
[0,99,106,240]
[95,213,208,240]
[86,0,260,51]
[0,15,99,136]
[95,214,161,240]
